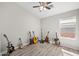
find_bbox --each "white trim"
[0,50,7,56]
[62,49,79,56]
[15,42,29,49]
[60,43,79,50]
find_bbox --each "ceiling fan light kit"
[39,6,43,10]
[39,6,47,11]
[33,2,53,12]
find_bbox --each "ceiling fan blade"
[45,6,51,10]
[48,4,54,8]
[33,6,40,8]
[47,2,52,4]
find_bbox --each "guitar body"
[54,32,60,45]
[29,38,32,44]
[40,37,44,43]
[31,37,34,44]
[45,36,49,43]
[45,31,49,43]
[33,36,38,44]
[18,38,23,49]
[29,31,33,45]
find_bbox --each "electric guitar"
[3,34,11,48]
[3,34,15,54]
[45,31,49,43]
[33,36,38,44]
[29,31,32,45]
[40,29,44,43]
[54,32,60,45]
[32,31,38,44]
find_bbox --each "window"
[60,17,76,39]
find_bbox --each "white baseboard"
[23,43,29,46]
[0,42,29,56]
[62,49,79,56]
[15,43,29,49]
[0,50,7,56]
[60,43,79,50]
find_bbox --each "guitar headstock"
[3,34,7,38]
[32,31,34,34]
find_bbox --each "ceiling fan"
[33,2,53,12]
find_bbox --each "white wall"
[41,9,79,50]
[0,36,1,56]
[0,2,41,54]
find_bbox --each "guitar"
[3,34,15,54]
[33,36,38,44]
[40,29,44,43]
[54,32,60,45]
[45,31,49,43]
[32,31,38,44]
[18,38,23,48]
[29,31,32,45]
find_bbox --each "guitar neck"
[56,32,58,38]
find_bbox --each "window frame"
[59,16,76,40]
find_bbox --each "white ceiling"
[17,2,79,19]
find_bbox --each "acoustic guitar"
[32,31,38,44]
[33,36,38,44]
[45,31,49,43]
